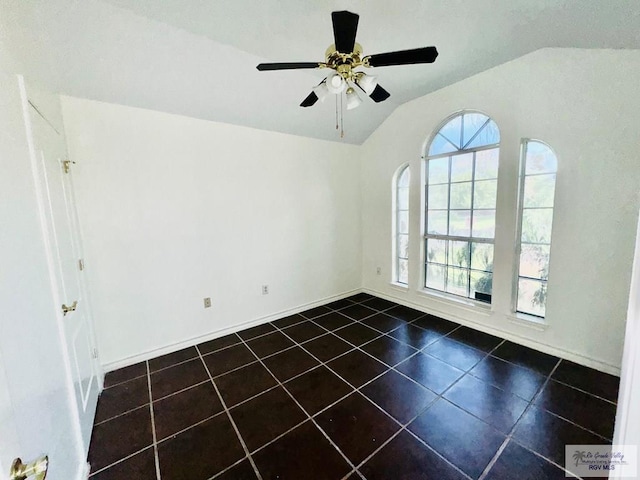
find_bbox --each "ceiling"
[2,0,639,144]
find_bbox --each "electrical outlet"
[262,285,269,295]
[376,267,382,275]
[204,297,211,308]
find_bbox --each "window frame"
[392,163,410,287]
[421,110,500,305]
[512,138,558,321]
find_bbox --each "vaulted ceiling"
[2,0,640,144]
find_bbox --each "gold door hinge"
[10,456,48,480]
[61,159,76,174]
[61,300,78,316]
[78,259,85,271]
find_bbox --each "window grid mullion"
[424,113,499,302]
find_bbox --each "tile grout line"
[195,345,264,480]
[88,446,155,477]
[268,318,477,478]
[547,377,618,406]
[94,402,150,427]
[235,334,360,475]
[295,317,608,480]
[477,357,572,480]
[102,372,149,390]
[332,338,509,479]
[97,299,615,480]
[146,361,162,480]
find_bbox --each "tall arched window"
[515,140,557,318]
[394,164,410,285]
[423,112,500,303]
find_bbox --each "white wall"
[61,97,362,368]
[360,48,640,374]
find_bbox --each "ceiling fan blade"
[332,11,359,53]
[300,91,319,108]
[256,62,320,71]
[367,46,438,67]
[369,84,391,103]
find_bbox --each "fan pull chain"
[335,95,339,130]
[340,93,344,138]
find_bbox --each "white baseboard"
[102,289,361,372]
[362,287,621,377]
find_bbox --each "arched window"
[394,164,410,285]
[424,112,500,303]
[515,140,557,318]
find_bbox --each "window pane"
[427,210,448,235]
[428,157,449,184]
[517,278,547,317]
[466,119,500,149]
[446,267,468,296]
[472,209,495,238]
[398,234,409,259]
[473,179,497,209]
[462,113,489,147]
[519,244,550,280]
[525,142,557,175]
[524,174,556,208]
[471,270,493,296]
[449,240,470,268]
[471,243,493,271]
[450,182,472,209]
[449,210,471,237]
[428,134,457,157]
[426,263,445,291]
[398,259,409,285]
[398,187,409,210]
[424,113,499,305]
[398,168,410,187]
[428,184,449,210]
[521,208,553,243]
[451,153,473,182]
[398,211,409,234]
[475,148,499,180]
[426,238,446,264]
[438,115,463,149]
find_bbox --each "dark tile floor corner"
[88,294,620,480]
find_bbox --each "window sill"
[417,288,492,316]
[507,313,549,331]
[389,282,409,292]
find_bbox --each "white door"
[0,75,100,480]
[26,87,101,453]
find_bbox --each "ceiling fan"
[256,10,439,111]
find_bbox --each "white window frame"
[512,138,558,322]
[421,110,500,306]
[392,163,410,287]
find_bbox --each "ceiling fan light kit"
[356,73,378,95]
[312,81,331,102]
[345,87,363,110]
[326,72,347,94]
[256,10,438,136]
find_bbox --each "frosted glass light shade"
[346,87,362,110]
[312,82,330,102]
[326,73,346,94]
[356,74,378,95]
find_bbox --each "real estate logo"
[566,445,637,477]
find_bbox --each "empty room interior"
[2,1,640,479]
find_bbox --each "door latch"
[10,456,48,480]
[61,300,78,316]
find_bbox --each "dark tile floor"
[89,294,620,480]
